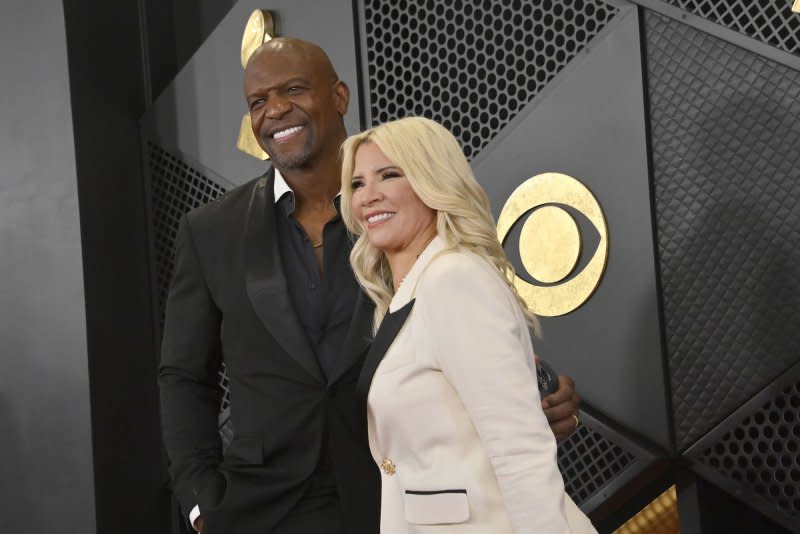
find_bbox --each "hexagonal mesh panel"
[698,379,800,520]
[147,142,232,421]
[557,422,636,506]
[663,0,800,57]
[363,0,619,159]
[644,11,800,450]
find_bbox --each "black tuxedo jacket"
[159,170,379,533]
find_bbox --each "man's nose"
[264,96,291,119]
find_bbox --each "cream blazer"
[360,236,596,533]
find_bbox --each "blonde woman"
[340,117,595,533]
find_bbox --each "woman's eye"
[351,179,364,190]
[382,171,401,179]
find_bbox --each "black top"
[274,192,360,381]
[274,189,360,505]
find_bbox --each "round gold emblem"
[497,173,608,317]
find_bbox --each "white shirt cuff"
[189,505,201,531]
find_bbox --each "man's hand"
[193,516,204,534]
[541,374,581,443]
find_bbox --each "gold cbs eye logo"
[497,173,609,317]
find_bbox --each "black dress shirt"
[273,188,360,516]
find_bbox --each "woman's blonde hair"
[340,116,539,332]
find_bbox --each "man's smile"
[271,125,305,141]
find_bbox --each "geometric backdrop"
[142,0,800,531]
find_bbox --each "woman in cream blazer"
[341,117,595,533]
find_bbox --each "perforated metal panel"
[663,0,800,57]
[148,142,228,324]
[557,422,637,506]
[147,142,233,423]
[363,0,618,158]
[698,378,800,521]
[644,11,800,450]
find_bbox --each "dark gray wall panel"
[472,7,670,449]
[146,0,239,98]
[688,361,800,530]
[644,10,800,451]
[142,0,363,186]
[662,0,800,57]
[0,1,95,532]
[63,0,168,530]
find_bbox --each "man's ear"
[334,80,350,116]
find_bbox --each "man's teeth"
[273,126,303,139]
[367,213,394,224]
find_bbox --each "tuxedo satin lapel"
[244,173,323,383]
[328,290,375,385]
[356,299,415,399]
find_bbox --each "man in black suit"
[159,37,581,534]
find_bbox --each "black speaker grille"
[557,422,636,506]
[147,142,232,418]
[663,0,800,57]
[644,11,800,450]
[363,0,618,159]
[699,379,800,519]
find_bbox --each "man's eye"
[249,99,264,110]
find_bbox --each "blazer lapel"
[356,299,415,400]
[244,171,323,383]
[353,236,448,396]
[328,289,375,385]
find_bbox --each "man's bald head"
[245,37,339,83]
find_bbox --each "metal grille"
[557,423,636,505]
[148,142,228,325]
[644,11,800,449]
[147,142,232,420]
[363,0,618,159]
[698,379,800,520]
[663,0,800,57]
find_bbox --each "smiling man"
[158,38,581,534]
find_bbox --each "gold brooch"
[380,458,396,476]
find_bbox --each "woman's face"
[350,142,437,255]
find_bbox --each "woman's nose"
[360,182,384,206]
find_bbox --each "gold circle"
[519,206,580,284]
[241,10,275,69]
[497,173,608,317]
